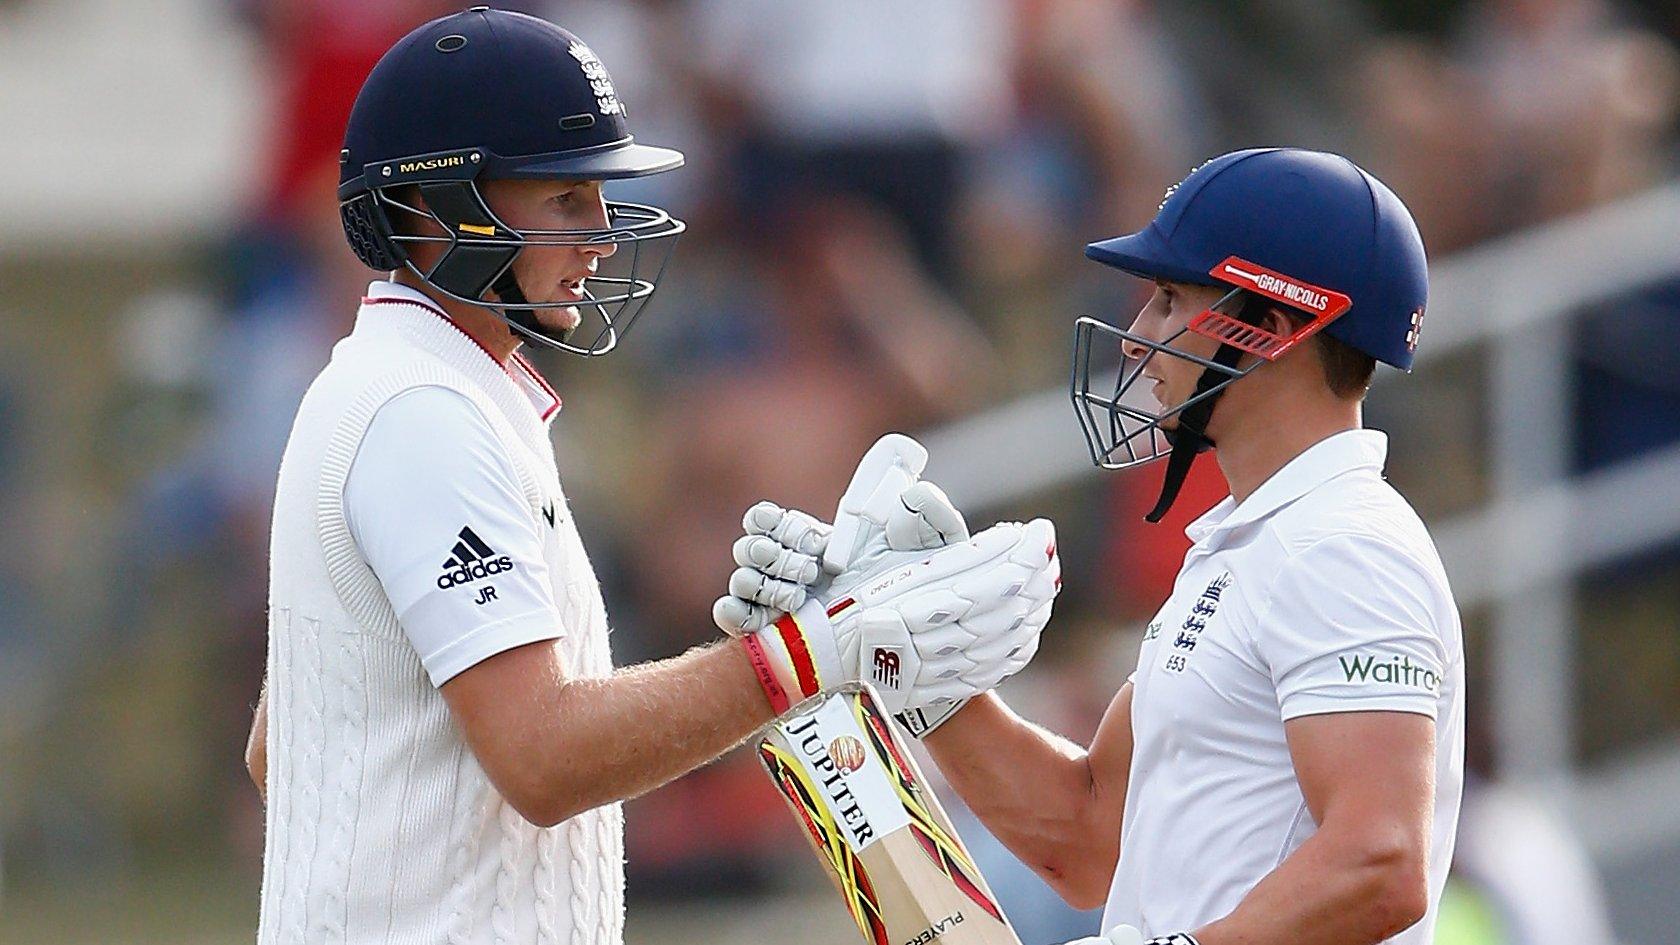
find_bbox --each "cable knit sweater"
[259,287,623,945]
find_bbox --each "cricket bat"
[757,682,1023,945]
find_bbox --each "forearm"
[923,693,1116,905]
[526,640,775,824]
[1192,825,1428,945]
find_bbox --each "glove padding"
[836,517,1058,715]
[833,479,969,587]
[728,434,1057,723]
[754,516,1058,717]
[823,434,965,574]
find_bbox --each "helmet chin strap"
[1143,295,1267,523]
[1144,343,1244,522]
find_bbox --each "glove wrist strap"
[742,599,833,715]
[894,698,970,738]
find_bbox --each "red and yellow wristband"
[740,605,830,715]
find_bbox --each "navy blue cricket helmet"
[338,7,685,356]
[1070,148,1429,520]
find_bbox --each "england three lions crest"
[1165,573,1231,674]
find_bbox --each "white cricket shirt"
[261,282,624,945]
[1103,430,1465,945]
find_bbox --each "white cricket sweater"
[259,285,623,945]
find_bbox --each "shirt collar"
[1184,429,1389,544]
[360,281,562,424]
[362,279,443,312]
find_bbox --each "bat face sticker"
[830,735,868,774]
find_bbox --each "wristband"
[741,599,834,715]
[1146,934,1200,945]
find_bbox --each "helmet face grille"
[351,180,685,358]
[340,194,403,271]
[1068,288,1256,471]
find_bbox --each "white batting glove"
[823,436,969,576]
[725,434,1058,728]
[712,503,838,636]
[841,516,1058,712]
[713,434,966,637]
[740,517,1060,719]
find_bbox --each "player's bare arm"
[244,636,777,827]
[1191,711,1435,945]
[440,637,772,827]
[922,681,1134,909]
[441,439,1054,827]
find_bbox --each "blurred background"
[2,0,1679,942]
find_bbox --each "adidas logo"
[436,526,515,589]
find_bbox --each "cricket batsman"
[722,149,1464,945]
[244,8,1060,944]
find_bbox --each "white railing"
[920,180,1680,866]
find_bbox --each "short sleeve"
[1253,534,1449,721]
[345,386,561,687]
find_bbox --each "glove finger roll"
[886,481,971,551]
[743,502,832,556]
[728,567,807,612]
[713,595,765,636]
[742,500,787,533]
[769,508,831,557]
[889,587,976,633]
[713,595,784,636]
[953,602,1034,647]
[968,602,1049,686]
[733,535,823,583]
[909,481,970,542]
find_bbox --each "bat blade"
[757,683,1022,945]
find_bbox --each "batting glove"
[712,502,838,635]
[739,517,1060,719]
[713,433,966,637]
[724,434,1058,730]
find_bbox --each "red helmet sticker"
[1191,256,1355,360]
[1211,256,1351,316]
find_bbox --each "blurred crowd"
[3,0,1680,942]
